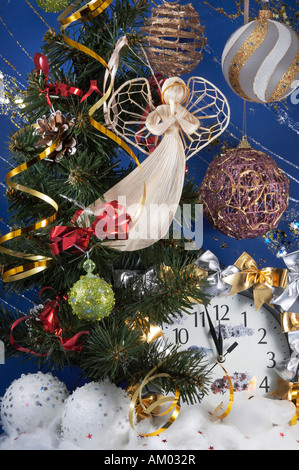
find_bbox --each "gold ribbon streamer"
[58,0,146,222]
[128,361,181,437]
[223,252,288,311]
[270,377,299,426]
[0,124,58,282]
[281,312,299,333]
[213,363,234,419]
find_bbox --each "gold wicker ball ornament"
[142,1,207,77]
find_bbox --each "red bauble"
[200,146,289,239]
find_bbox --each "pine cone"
[35,110,76,162]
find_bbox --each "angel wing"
[107,77,160,156]
[107,76,230,161]
[184,77,230,160]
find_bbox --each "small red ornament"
[200,143,289,239]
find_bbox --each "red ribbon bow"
[34,52,83,108]
[49,201,132,255]
[10,288,89,356]
[49,225,93,256]
[92,200,132,240]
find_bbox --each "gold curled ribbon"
[223,252,288,311]
[132,392,166,421]
[58,0,146,226]
[213,363,234,419]
[270,377,299,426]
[128,361,181,437]
[0,124,59,282]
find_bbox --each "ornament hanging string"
[58,0,146,226]
[242,0,249,143]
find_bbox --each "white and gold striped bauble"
[221,10,299,103]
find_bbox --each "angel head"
[161,77,190,106]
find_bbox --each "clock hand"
[206,310,222,358]
[218,320,223,357]
[225,341,238,354]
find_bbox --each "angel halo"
[85,75,230,251]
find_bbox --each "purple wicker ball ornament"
[200,144,289,239]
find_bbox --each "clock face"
[162,294,290,413]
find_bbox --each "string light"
[0,71,27,127]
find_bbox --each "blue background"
[0,0,298,424]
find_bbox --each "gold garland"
[202,0,243,19]
[0,16,33,61]
[25,0,52,30]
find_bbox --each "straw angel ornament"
[87,76,230,251]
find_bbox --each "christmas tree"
[0,0,211,425]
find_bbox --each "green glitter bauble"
[36,0,69,13]
[68,261,115,321]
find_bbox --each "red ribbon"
[80,80,103,102]
[34,52,83,108]
[49,226,93,256]
[92,200,132,240]
[10,288,89,356]
[49,200,132,255]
